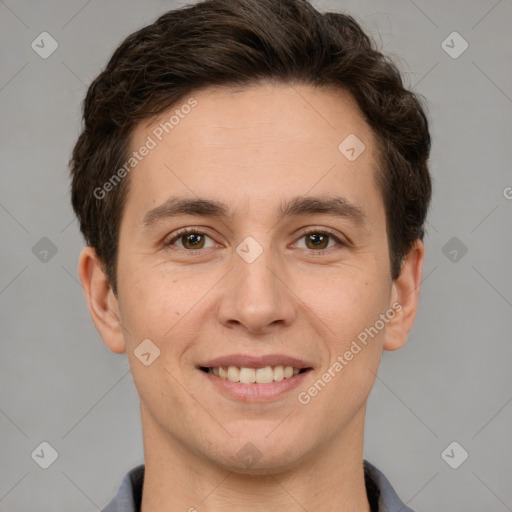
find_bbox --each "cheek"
[297,268,390,410]
[297,274,389,417]
[120,270,197,414]
[117,267,181,350]
[119,265,216,367]
[298,267,390,344]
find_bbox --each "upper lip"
[198,354,313,369]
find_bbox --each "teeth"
[255,366,274,383]
[207,365,304,383]
[239,367,255,383]
[227,366,240,382]
[273,365,284,381]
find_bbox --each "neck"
[140,404,371,512]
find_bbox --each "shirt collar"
[102,460,414,512]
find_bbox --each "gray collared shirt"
[102,460,414,512]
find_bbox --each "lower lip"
[199,369,312,402]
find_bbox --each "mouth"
[199,365,311,384]
[196,355,314,402]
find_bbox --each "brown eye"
[167,230,215,250]
[304,232,330,250]
[295,229,343,252]
[180,232,205,249]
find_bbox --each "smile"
[201,365,308,384]
[198,365,313,402]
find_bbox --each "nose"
[216,243,296,335]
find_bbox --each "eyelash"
[165,227,346,254]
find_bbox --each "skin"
[78,82,424,512]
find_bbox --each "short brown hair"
[69,0,431,296]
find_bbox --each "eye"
[166,229,216,250]
[165,227,346,253]
[293,228,345,252]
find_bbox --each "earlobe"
[77,246,127,354]
[382,240,425,351]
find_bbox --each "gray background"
[1,0,511,510]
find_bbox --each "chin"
[206,434,311,476]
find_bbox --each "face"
[86,83,420,474]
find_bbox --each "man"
[69,0,431,510]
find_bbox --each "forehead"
[133,82,374,157]
[124,83,383,227]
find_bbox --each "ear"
[77,246,126,354]
[383,240,425,351]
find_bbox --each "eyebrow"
[141,194,367,231]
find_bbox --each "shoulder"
[101,464,145,512]
[364,460,415,512]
